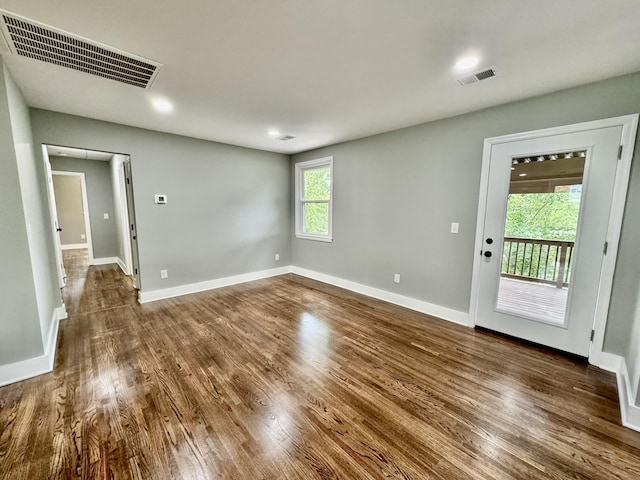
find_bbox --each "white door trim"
[116,160,133,275]
[51,170,95,265]
[469,114,638,366]
[42,146,65,287]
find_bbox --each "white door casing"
[42,146,66,287]
[124,158,141,290]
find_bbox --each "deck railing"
[501,237,574,288]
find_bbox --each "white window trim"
[295,156,333,242]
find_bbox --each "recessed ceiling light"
[454,56,479,71]
[268,130,280,137]
[151,98,173,114]
[519,173,527,177]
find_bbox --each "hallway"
[61,249,137,317]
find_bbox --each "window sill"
[295,234,333,243]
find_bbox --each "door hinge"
[603,241,609,255]
[134,268,138,275]
[618,145,623,160]
[590,330,595,342]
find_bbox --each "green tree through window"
[303,168,330,234]
[505,189,581,241]
[295,157,333,241]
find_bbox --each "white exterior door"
[472,122,629,357]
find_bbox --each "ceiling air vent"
[456,66,497,86]
[276,135,296,141]
[0,11,162,89]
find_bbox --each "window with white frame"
[295,156,333,242]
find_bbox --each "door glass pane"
[303,167,331,200]
[303,202,329,234]
[496,151,586,325]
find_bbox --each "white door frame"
[51,170,95,264]
[469,114,638,369]
[123,158,141,290]
[111,158,133,276]
[42,146,66,287]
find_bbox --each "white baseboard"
[590,350,622,372]
[90,256,119,266]
[61,243,88,250]
[0,304,67,387]
[116,257,130,276]
[617,357,640,432]
[138,266,293,303]
[138,264,471,326]
[291,266,471,327]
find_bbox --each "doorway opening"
[51,171,93,259]
[42,144,141,307]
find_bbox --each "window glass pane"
[303,202,329,235]
[303,167,330,200]
[496,151,585,325]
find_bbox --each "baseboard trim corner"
[138,266,293,303]
[616,357,640,432]
[91,257,119,266]
[0,305,66,387]
[290,266,471,327]
[590,351,622,373]
[116,257,129,275]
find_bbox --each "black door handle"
[486,238,493,244]
[484,251,492,258]
[56,227,62,232]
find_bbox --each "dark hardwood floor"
[1,250,639,479]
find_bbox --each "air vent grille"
[276,135,296,141]
[456,66,497,86]
[0,12,161,88]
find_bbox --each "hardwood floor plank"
[1,250,639,479]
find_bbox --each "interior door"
[42,148,66,287]
[474,125,622,356]
[123,158,141,289]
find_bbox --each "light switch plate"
[450,222,459,234]
[155,194,168,204]
[103,213,109,219]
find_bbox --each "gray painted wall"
[6,66,62,349]
[291,72,640,360]
[0,62,48,363]
[50,157,118,259]
[52,175,87,245]
[31,111,291,293]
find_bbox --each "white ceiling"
[1,0,640,154]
